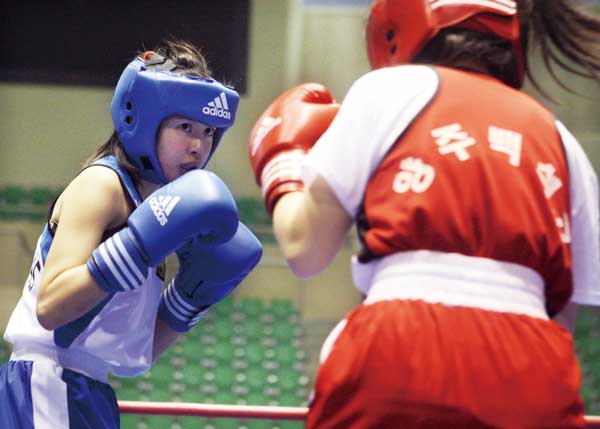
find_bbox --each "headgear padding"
[111,55,240,184]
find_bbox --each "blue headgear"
[110,52,240,184]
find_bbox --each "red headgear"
[366,0,524,86]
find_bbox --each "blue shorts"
[0,360,120,429]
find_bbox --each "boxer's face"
[157,115,215,182]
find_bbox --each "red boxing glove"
[249,83,339,214]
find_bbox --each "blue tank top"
[4,156,163,381]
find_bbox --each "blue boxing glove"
[87,170,239,293]
[158,222,263,332]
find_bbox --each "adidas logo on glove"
[149,195,181,226]
[203,92,231,119]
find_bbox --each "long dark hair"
[414,0,600,95]
[522,0,600,92]
[85,38,212,182]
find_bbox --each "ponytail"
[521,0,600,93]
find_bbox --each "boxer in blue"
[0,39,262,428]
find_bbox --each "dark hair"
[145,38,212,78]
[85,39,212,182]
[84,131,138,178]
[414,0,600,96]
[522,0,600,93]
[414,29,522,88]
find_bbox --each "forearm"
[247,83,349,276]
[273,180,352,278]
[36,265,109,330]
[152,318,180,362]
[273,191,314,275]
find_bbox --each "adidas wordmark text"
[149,195,181,226]
[203,92,231,119]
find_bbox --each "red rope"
[118,401,308,420]
[119,401,600,427]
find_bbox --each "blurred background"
[1,1,600,428]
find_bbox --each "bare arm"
[152,318,180,361]
[36,167,131,330]
[272,175,352,278]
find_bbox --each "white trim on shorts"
[31,359,69,428]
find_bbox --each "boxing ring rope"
[119,400,600,427]
[119,400,306,420]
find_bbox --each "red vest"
[358,67,572,316]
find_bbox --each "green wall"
[1,0,600,321]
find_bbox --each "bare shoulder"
[56,165,130,230]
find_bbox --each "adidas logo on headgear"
[203,92,231,119]
[149,195,181,226]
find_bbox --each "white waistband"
[357,250,548,320]
[11,343,110,383]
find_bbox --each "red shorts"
[306,300,584,429]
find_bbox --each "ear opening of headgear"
[110,54,240,184]
[366,0,524,86]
